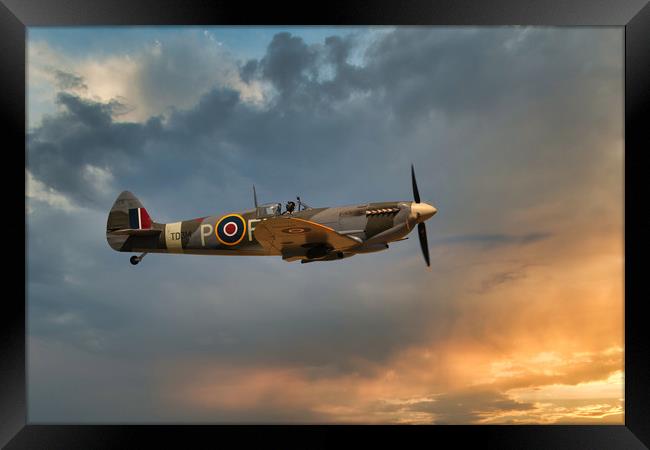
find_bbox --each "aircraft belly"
[180,248,275,256]
[128,248,275,256]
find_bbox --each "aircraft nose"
[410,202,437,222]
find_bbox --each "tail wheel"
[130,256,140,265]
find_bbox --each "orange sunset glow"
[166,212,623,423]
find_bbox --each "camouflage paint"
[107,191,436,263]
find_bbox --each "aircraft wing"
[253,217,360,254]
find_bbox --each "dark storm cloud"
[166,87,241,136]
[405,389,534,424]
[432,232,552,247]
[260,32,318,95]
[27,27,621,218]
[28,93,162,207]
[248,32,368,107]
[51,69,87,91]
[239,59,258,84]
[56,92,124,127]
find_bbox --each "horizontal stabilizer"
[109,228,161,236]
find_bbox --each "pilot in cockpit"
[285,201,296,215]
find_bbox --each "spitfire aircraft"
[107,166,437,266]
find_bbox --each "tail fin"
[106,191,160,250]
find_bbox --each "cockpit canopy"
[255,199,313,218]
[256,202,282,218]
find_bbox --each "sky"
[26,26,624,424]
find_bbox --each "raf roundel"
[282,227,311,234]
[215,214,247,246]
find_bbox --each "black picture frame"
[3,0,648,448]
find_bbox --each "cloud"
[403,389,534,424]
[432,232,552,247]
[51,69,87,91]
[26,169,79,213]
[476,264,530,294]
[27,27,623,219]
[28,30,260,126]
[157,346,622,424]
[259,32,319,95]
[28,93,162,208]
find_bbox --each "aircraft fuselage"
[107,200,436,262]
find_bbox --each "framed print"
[2,0,649,448]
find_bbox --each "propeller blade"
[418,222,430,267]
[411,164,421,203]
